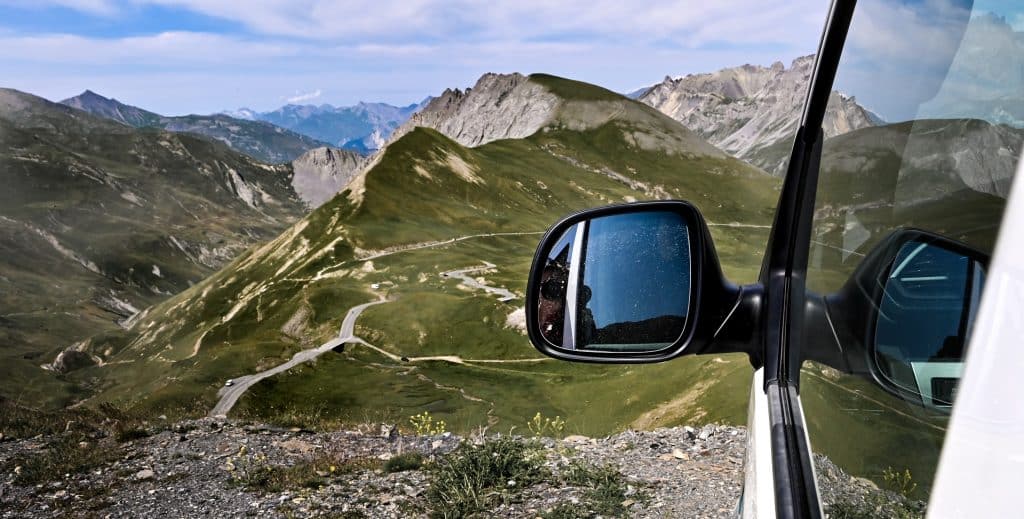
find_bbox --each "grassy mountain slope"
[60,91,331,164]
[0,88,308,407]
[74,75,780,434]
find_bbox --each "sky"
[0,0,830,115]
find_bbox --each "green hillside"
[71,75,781,434]
[0,88,308,408]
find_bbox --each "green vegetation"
[883,467,918,497]
[529,74,625,102]
[384,452,426,473]
[827,500,922,519]
[229,448,382,493]
[560,459,646,517]
[409,411,448,436]
[801,362,944,499]
[426,437,547,518]
[0,399,156,485]
[0,90,308,408]
[46,76,775,436]
[527,412,566,438]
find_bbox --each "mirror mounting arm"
[695,283,765,368]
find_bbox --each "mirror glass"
[874,240,986,408]
[536,210,691,352]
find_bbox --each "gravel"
[0,419,900,518]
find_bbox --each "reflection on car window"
[799,0,1023,513]
[875,240,985,408]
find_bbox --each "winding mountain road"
[441,261,517,302]
[210,297,388,418]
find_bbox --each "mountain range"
[0,88,309,406]
[5,53,1021,440]
[226,99,430,153]
[60,89,370,210]
[61,72,779,432]
[61,90,332,164]
[638,55,880,175]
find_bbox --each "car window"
[797,0,1023,513]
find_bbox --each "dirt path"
[355,231,545,262]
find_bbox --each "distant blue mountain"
[225,99,431,153]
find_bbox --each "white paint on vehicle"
[742,368,776,519]
[929,151,1024,518]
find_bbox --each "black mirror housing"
[525,201,749,363]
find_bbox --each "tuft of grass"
[384,452,425,473]
[0,398,109,439]
[0,400,163,486]
[561,460,645,517]
[426,436,547,518]
[827,497,923,519]
[542,502,592,519]
[114,426,150,443]
[230,452,382,493]
[882,467,918,498]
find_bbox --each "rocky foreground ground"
[0,418,918,518]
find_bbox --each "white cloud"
[0,0,830,114]
[122,0,824,49]
[0,0,117,15]
[0,31,307,64]
[285,89,321,103]
[835,0,975,121]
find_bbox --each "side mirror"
[812,229,989,410]
[525,201,747,363]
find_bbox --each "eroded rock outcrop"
[390,73,561,148]
[290,147,366,208]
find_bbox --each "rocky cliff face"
[639,56,878,175]
[290,147,366,208]
[390,73,561,148]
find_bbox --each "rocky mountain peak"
[61,89,162,128]
[639,54,876,175]
[389,72,559,148]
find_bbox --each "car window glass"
[798,0,1023,514]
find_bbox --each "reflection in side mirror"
[536,211,691,352]
[874,240,986,408]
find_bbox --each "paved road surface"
[441,262,517,302]
[210,298,387,418]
